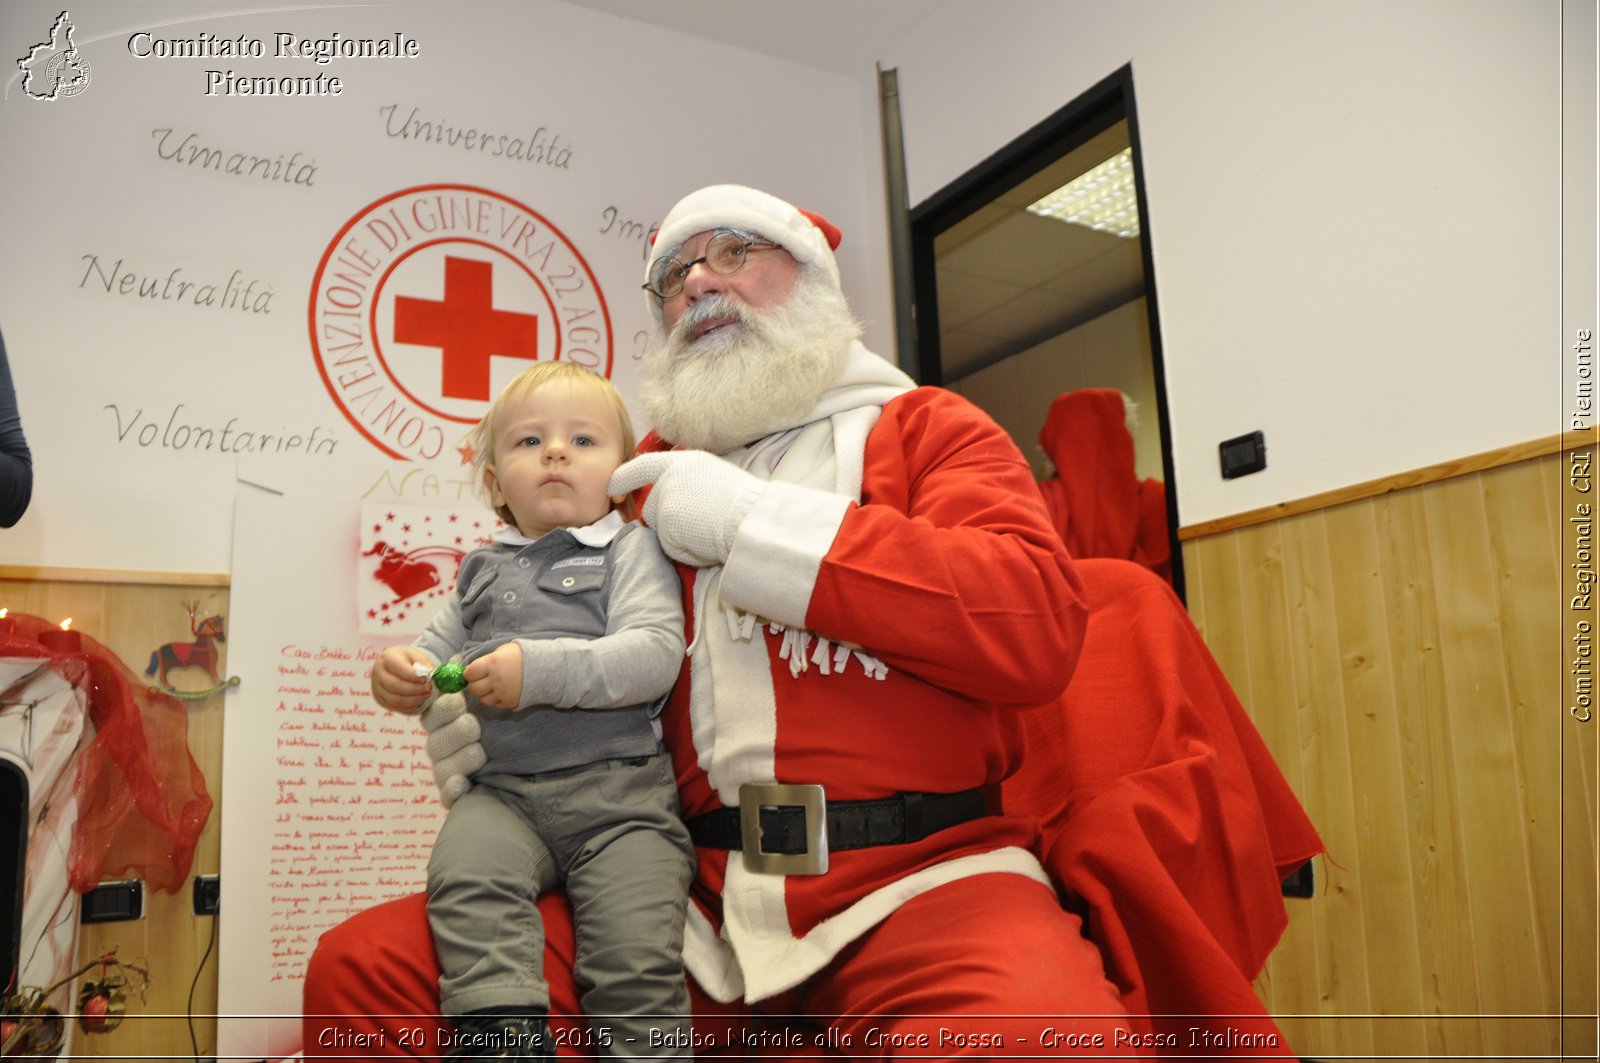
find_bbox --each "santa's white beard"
[640,273,861,454]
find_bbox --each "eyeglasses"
[642,230,783,300]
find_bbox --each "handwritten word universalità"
[152,128,317,187]
[378,104,572,169]
[105,404,340,456]
[79,255,274,314]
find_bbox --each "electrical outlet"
[81,879,144,923]
[1219,430,1267,479]
[1281,859,1314,898]
[193,874,220,915]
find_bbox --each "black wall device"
[2,760,25,987]
[1219,430,1267,479]
[81,879,144,923]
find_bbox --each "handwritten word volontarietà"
[104,404,340,457]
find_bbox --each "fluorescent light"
[1026,148,1141,238]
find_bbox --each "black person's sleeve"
[0,328,34,527]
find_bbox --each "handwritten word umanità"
[152,128,317,186]
[105,404,340,456]
[378,104,572,168]
[79,254,274,314]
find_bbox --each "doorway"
[909,65,1183,599]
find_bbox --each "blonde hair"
[469,362,638,526]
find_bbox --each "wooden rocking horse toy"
[145,600,226,689]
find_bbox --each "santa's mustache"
[667,294,763,348]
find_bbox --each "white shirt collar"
[492,508,625,549]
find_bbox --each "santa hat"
[644,184,842,321]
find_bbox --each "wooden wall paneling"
[1276,510,1377,1059]
[1318,498,1428,1056]
[1185,528,1329,1049]
[1183,533,1252,704]
[94,585,227,1062]
[1371,484,1486,1059]
[1560,462,1600,1054]
[1478,458,1567,1052]
[1182,452,1594,1060]
[1184,530,1319,1035]
[0,575,226,1061]
[1565,708,1599,1054]
[1421,473,1553,1055]
[1186,529,1298,1011]
[1183,524,1314,1020]
[1226,520,1345,1054]
[2,582,108,640]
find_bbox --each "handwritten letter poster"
[222,487,449,1059]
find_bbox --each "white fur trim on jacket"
[686,847,1054,1004]
[668,342,1054,1003]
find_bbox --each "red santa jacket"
[641,387,1086,1002]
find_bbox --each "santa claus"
[302,184,1320,1061]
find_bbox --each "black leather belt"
[686,784,998,876]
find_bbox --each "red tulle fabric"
[1,614,211,894]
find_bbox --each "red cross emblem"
[309,185,614,463]
[394,256,539,402]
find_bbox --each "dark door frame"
[908,63,1185,600]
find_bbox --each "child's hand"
[371,646,435,714]
[464,642,523,710]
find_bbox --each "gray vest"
[454,523,664,776]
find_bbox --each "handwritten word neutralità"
[79,254,274,314]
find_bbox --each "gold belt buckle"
[738,783,828,875]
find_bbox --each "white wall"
[0,0,882,571]
[13,0,1572,546]
[1,3,889,1053]
[882,0,1574,526]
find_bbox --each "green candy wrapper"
[432,661,468,693]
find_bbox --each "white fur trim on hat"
[643,184,841,321]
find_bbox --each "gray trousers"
[427,753,694,1058]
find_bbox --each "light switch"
[1219,431,1266,479]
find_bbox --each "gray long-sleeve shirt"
[414,511,685,777]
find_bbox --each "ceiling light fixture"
[1025,147,1141,238]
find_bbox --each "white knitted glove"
[419,690,484,808]
[609,452,766,567]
